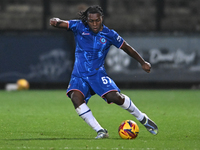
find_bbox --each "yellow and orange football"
[17,79,29,90]
[118,120,139,139]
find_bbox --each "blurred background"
[0,0,200,89]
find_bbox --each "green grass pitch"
[0,89,199,150]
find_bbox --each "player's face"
[87,13,103,33]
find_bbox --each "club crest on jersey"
[100,37,107,44]
[82,32,90,35]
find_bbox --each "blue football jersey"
[68,20,124,77]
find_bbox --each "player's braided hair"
[79,5,104,25]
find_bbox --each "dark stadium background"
[0,0,200,89]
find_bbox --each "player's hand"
[142,61,151,73]
[50,18,60,26]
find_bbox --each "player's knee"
[105,91,124,105]
[70,91,85,108]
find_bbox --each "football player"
[50,5,158,139]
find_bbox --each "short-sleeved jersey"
[68,20,124,77]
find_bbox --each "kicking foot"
[140,114,158,135]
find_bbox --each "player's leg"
[104,91,144,121]
[121,93,158,135]
[88,69,157,135]
[104,91,158,135]
[68,90,85,109]
[66,76,108,139]
[68,90,108,139]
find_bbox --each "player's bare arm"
[49,18,69,29]
[121,41,151,73]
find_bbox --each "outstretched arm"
[120,41,151,73]
[49,18,69,29]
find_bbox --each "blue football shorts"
[66,68,120,104]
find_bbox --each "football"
[118,120,139,139]
[17,79,30,90]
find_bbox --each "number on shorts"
[101,76,111,84]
